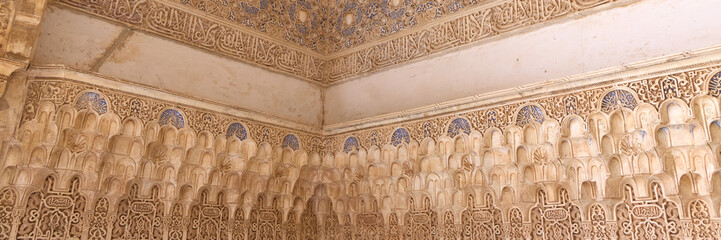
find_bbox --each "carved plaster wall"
[52,0,638,83]
[323,0,721,124]
[3,48,721,240]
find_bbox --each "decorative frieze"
[20,76,326,153]
[58,0,325,82]
[324,0,629,82]
[55,0,631,83]
[324,65,719,153]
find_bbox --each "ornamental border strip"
[322,0,632,83]
[23,56,721,154]
[23,71,327,153]
[322,61,721,153]
[54,0,631,84]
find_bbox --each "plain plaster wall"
[324,0,721,125]
[33,6,323,126]
[34,6,124,70]
[98,32,323,126]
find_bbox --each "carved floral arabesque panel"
[167,0,496,54]
[55,0,629,83]
[0,0,13,53]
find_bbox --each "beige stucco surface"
[97,32,323,126]
[32,7,323,126]
[324,0,721,125]
[33,6,124,70]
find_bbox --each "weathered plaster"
[324,0,721,125]
[33,6,124,70]
[33,7,324,126]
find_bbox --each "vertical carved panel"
[404,197,437,240]
[508,207,524,240]
[387,213,402,240]
[324,212,339,240]
[341,214,353,240]
[530,189,582,240]
[17,176,86,240]
[356,212,384,240]
[461,194,502,240]
[112,185,165,240]
[247,198,282,240]
[168,203,185,240]
[0,189,16,239]
[187,192,230,240]
[300,204,318,240]
[615,182,680,240]
[0,0,13,51]
[588,204,608,240]
[688,199,713,239]
[442,211,456,239]
[286,211,298,240]
[232,208,246,240]
[88,197,109,240]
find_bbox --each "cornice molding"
[28,65,324,132]
[26,65,327,152]
[321,48,721,153]
[54,0,634,84]
[324,45,721,134]
[26,44,721,154]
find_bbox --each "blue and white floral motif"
[422,122,434,138]
[260,128,271,142]
[516,105,545,127]
[129,99,142,117]
[343,137,360,153]
[390,128,411,146]
[369,131,380,146]
[709,71,721,97]
[75,91,108,114]
[447,118,471,138]
[564,96,578,115]
[226,123,248,140]
[158,109,185,128]
[600,89,638,113]
[282,134,300,150]
[486,110,498,127]
[661,77,679,98]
